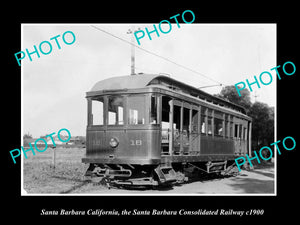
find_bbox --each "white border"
[21,23,277,196]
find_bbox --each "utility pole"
[127,26,140,75]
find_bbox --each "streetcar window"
[239,124,243,139]
[234,124,239,138]
[230,116,234,138]
[173,105,181,130]
[214,118,223,136]
[225,115,229,138]
[150,95,158,124]
[183,107,190,137]
[244,127,247,140]
[207,109,212,135]
[161,96,171,126]
[108,96,124,125]
[91,97,104,125]
[128,95,146,125]
[161,96,172,147]
[207,109,213,117]
[201,115,206,134]
[214,110,224,136]
[201,107,206,134]
[191,109,199,133]
[207,117,212,135]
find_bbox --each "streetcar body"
[82,74,252,186]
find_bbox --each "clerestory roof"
[89,74,247,114]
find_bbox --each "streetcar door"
[233,120,242,155]
[190,105,200,155]
[172,100,190,155]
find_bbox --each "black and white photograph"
[21,23,276,195]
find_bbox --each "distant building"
[23,135,85,147]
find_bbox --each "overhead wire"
[90,25,225,87]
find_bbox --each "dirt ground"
[22,147,275,195]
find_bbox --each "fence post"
[52,147,56,170]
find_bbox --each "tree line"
[215,86,274,157]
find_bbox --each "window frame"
[150,94,159,125]
[88,96,105,127]
[126,94,149,126]
[207,109,213,136]
[214,117,224,137]
[200,106,207,135]
[213,110,224,137]
[107,95,125,126]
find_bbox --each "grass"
[22,147,96,194]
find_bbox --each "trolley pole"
[130,31,135,75]
[127,26,140,76]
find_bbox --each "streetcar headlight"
[109,137,119,148]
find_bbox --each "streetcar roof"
[89,74,247,115]
[90,74,160,91]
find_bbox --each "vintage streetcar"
[82,74,252,187]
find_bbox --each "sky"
[22,23,276,137]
